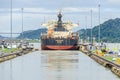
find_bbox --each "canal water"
[0,44,120,80]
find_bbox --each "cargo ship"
[41,12,79,50]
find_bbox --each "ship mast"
[57,11,62,28]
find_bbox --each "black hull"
[41,38,79,50]
[41,45,79,50]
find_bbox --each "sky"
[0,0,120,37]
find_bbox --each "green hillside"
[78,18,120,43]
[0,35,7,39]
[17,28,47,39]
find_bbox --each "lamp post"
[21,8,24,41]
[10,0,13,80]
[91,10,93,45]
[85,16,87,43]
[10,0,12,49]
[98,4,101,45]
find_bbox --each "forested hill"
[78,18,120,43]
[0,35,5,39]
[17,28,47,39]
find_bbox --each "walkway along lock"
[79,44,120,77]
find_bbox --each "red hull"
[41,45,79,50]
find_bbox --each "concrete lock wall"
[79,44,120,77]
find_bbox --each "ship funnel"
[54,11,66,31]
[58,11,62,22]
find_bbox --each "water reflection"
[41,51,79,80]
[0,50,120,80]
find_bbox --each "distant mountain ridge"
[17,28,47,39]
[78,18,120,42]
[0,35,3,38]
[0,35,7,39]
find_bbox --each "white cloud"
[24,8,55,13]
[63,7,98,13]
[107,0,120,4]
[0,7,99,14]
